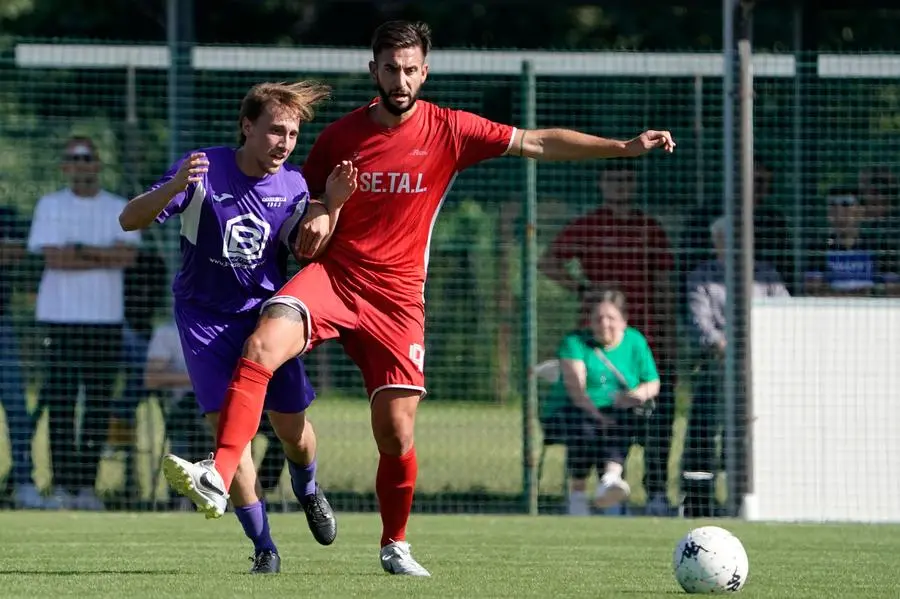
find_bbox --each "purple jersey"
[152,146,309,314]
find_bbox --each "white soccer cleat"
[380,541,431,576]
[593,472,631,509]
[162,453,228,519]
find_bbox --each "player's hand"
[294,202,331,259]
[171,152,209,190]
[324,160,358,209]
[624,130,676,156]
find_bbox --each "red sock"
[376,447,418,547]
[214,358,272,489]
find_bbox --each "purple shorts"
[174,303,315,415]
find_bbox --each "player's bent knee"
[242,323,303,371]
[241,297,311,367]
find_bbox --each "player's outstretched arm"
[293,160,357,260]
[507,128,675,161]
[119,152,209,231]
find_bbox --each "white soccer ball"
[672,526,749,594]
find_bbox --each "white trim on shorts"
[260,295,313,355]
[369,384,428,404]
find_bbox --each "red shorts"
[265,262,426,400]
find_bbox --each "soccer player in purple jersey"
[118,81,358,574]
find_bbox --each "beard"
[376,81,417,116]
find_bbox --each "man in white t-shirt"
[27,136,141,510]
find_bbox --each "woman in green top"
[541,290,660,516]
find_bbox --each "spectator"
[682,160,794,293]
[145,318,287,509]
[685,215,789,517]
[804,186,900,298]
[858,166,900,238]
[859,167,900,259]
[0,205,48,509]
[539,290,660,516]
[539,164,677,515]
[105,244,170,503]
[27,136,140,510]
[143,318,208,510]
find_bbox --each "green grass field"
[0,512,897,598]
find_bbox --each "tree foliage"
[2,0,900,51]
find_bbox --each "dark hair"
[600,161,637,177]
[371,20,432,59]
[586,288,628,320]
[237,81,331,145]
[827,185,859,198]
[868,174,898,196]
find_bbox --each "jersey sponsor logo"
[220,213,271,268]
[212,192,233,203]
[358,171,428,194]
[261,196,287,207]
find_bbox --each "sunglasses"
[828,196,858,207]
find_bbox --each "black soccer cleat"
[249,550,281,574]
[301,484,337,546]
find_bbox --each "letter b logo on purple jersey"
[223,213,271,265]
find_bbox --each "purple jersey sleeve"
[153,153,194,224]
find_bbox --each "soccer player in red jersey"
[165,20,675,576]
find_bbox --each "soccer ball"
[672,526,749,593]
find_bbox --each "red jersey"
[302,100,515,298]
[547,206,674,345]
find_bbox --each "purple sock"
[234,501,277,554]
[288,457,317,502]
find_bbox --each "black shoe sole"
[304,489,338,546]
[307,516,337,546]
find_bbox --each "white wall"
[746,298,900,523]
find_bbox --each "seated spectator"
[685,215,789,517]
[539,290,660,516]
[539,164,678,516]
[804,187,900,297]
[143,319,208,509]
[105,245,170,504]
[144,319,286,508]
